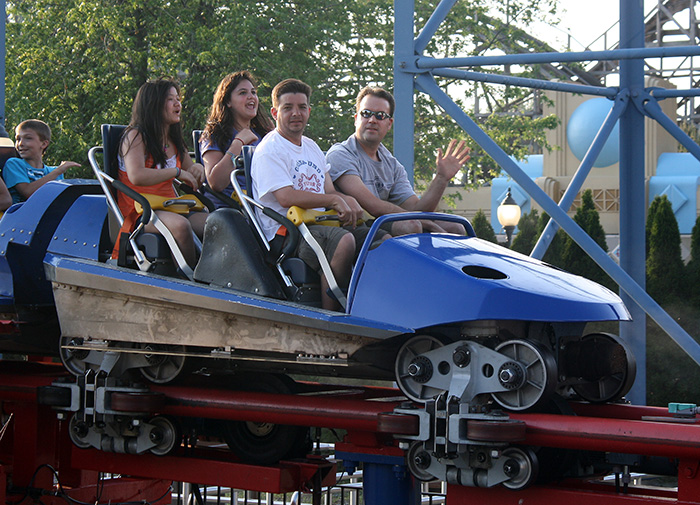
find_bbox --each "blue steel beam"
[395,0,700,403]
[394,0,416,182]
[414,72,700,374]
[642,94,700,161]
[432,68,618,97]
[414,0,458,54]
[417,45,700,68]
[618,0,647,405]
[652,88,700,98]
[531,91,629,260]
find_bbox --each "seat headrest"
[101,124,128,178]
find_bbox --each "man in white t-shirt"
[251,78,362,310]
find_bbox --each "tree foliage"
[646,195,685,304]
[686,214,700,304]
[561,189,613,289]
[470,209,497,243]
[511,208,539,254]
[6,0,560,184]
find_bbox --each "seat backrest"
[102,124,127,179]
[192,130,203,164]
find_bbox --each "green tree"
[510,208,539,254]
[646,195,685,304]
[645,194,663,257]
[470,209,497,243]
[6,0,560,188]
[561,190,613,288]
[686,214,700,303]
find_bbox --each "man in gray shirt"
[326,86,471,236]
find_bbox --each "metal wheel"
[501,447,538,490]
[221,373,310,465]
[68,414,92,449]
[59,337,90,376]
[491,340,557,411]
[139,344,189,384]
[395,335,447,403]
[572,332,636,403]
[406,442,435,482]
[148,416,180,456]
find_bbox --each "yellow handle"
[286,206,371,227]
[134,194,206,215]
[287,207,340,227]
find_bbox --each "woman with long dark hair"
[117,78,206,268]
[200,71,273,207]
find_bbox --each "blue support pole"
[336,451,420,505]
[532,92,628,259]
[394,0,416,183]
[618,0,647,405]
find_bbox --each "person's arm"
[203,129,258,191]
[179,149,205,188]
[121,130,177,186]
[334,173,407,217]
[0,177,12,210]
[323,176,362,227]
[273,185,359,227]
[121,130,200,188]
[403,139,471,212]
[13,160,80,200]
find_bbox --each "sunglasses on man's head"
[359,109,392,120]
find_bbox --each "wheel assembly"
[501,447,539,490]
[491,340,557,411]
[395,335,448,402]
[568,332,636,403]
[68,414,92,449]
[148,416,180,456]
[406,442,435,482]
[59,337,90,376]
[138,344,189,384]
[220,373,310,465]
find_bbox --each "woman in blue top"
[200,71,273,207]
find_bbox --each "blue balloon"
[566,98,620,168]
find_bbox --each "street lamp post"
[497,187,521,248]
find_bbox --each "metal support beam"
[393,0,700,403]
[394,0,416,183]
[618,0,647,405]
[414,72,700,370]
[532,91,629,259]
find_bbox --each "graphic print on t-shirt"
[292,159,324,194]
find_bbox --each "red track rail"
[2,362,700,504]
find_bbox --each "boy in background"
[3,119,80,203]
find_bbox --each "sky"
[538,0,660,52]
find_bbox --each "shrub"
[471,209,498,243]
[646,195,685,303]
